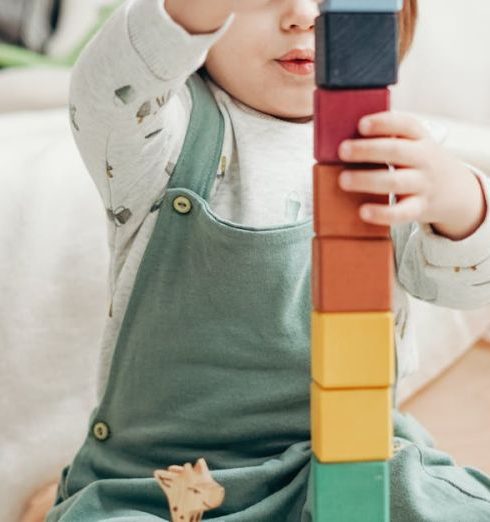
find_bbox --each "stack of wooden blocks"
[311,1,403,520]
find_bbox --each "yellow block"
[311,311,394,389]
[311,382,393,462]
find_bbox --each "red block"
[312,237,394,312]
[314,163,390,238]
[314,88,390,164]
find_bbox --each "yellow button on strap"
[93,421,110,441]
[173,196,192,214]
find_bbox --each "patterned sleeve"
[68,0,234,235]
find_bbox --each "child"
[31,0,490,520]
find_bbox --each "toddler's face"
[205,0,320,123]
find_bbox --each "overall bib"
[47,72,490,521]
[47,72,314,521]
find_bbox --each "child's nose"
[281,1,318,32]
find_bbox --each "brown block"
[312,237,393,312]
[314,164,390,238]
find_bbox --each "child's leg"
[19,480,58,522]
[391,410,490,522]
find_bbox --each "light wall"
[392,0,490,125]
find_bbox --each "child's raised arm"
[69,0,234,278]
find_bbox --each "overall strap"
[166,72,225,200]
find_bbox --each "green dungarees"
[47,72,490,522]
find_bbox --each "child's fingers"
[360,195,426,225]
[339,168,426,195]
[358,111,431,140]
[339,138,425,168]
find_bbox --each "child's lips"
[277,49,315,62]
[275,59,315,76]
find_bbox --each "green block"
[312,457,389,521]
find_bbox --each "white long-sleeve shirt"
[69,0,490,402]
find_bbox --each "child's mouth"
[276,59,315,76]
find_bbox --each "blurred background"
[1,0,489,521]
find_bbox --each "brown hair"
[398,0,418,61]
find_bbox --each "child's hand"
[337,111,487,240]
[18,480,58,522]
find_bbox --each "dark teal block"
[312,456,389,521]
[320,0,403,12]
[315,12,399,88]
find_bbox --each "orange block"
[312,237,393,312]
[313,164,390,238]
